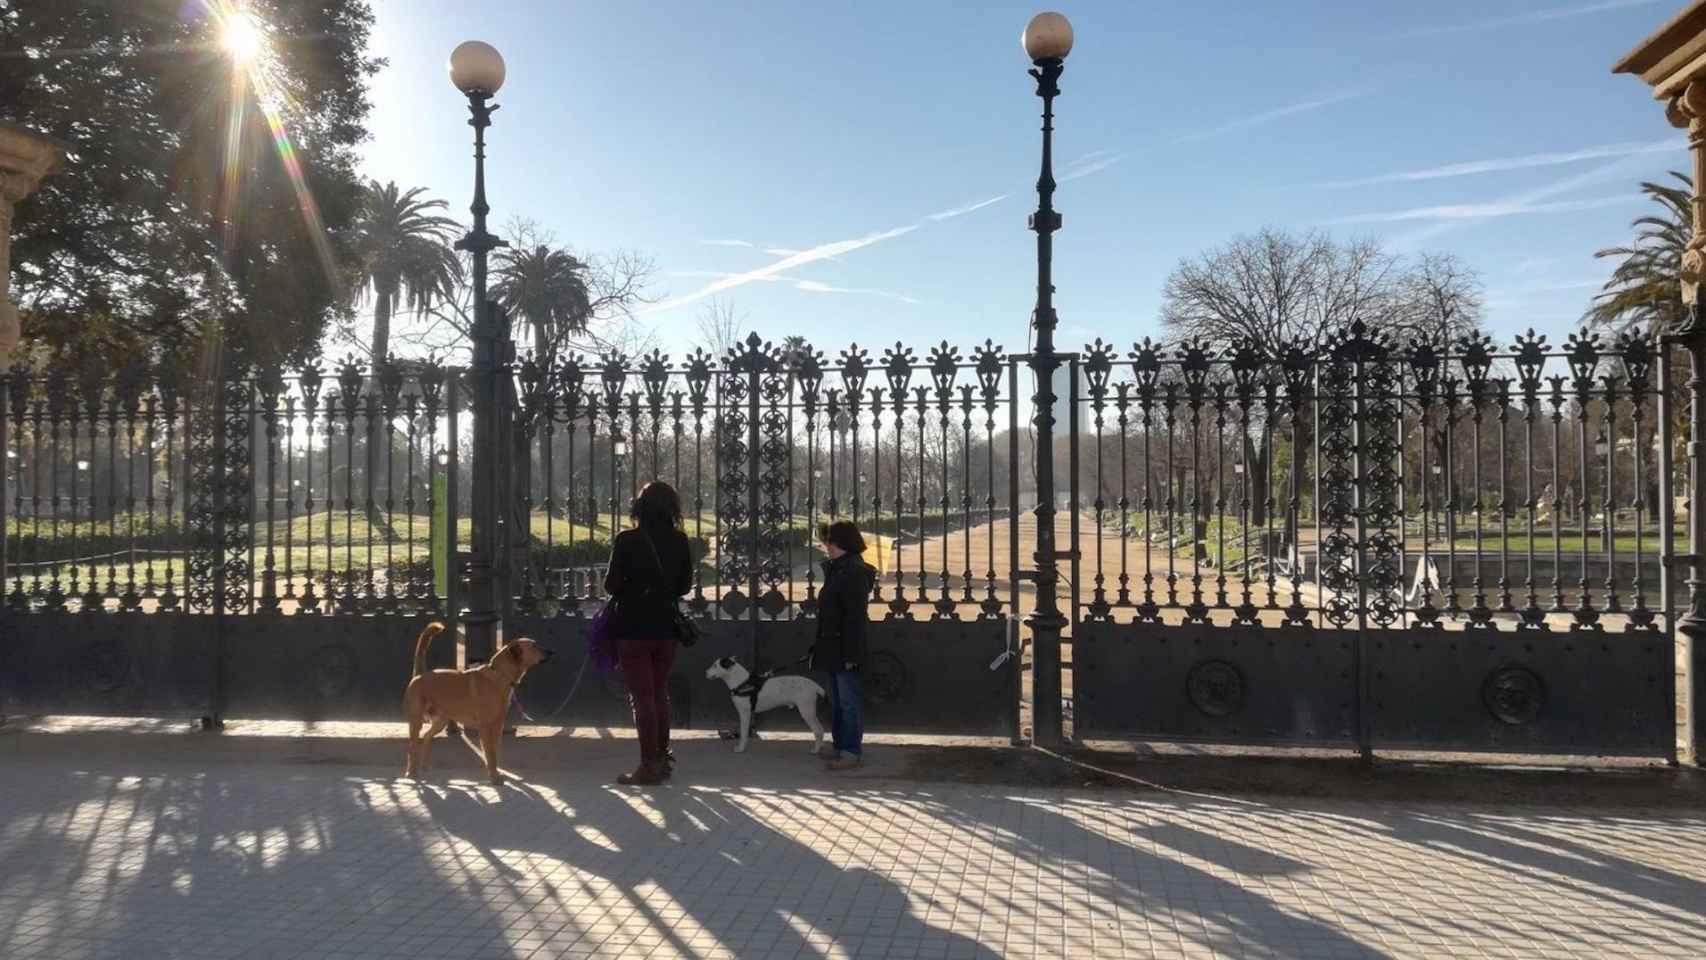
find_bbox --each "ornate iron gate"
[1069,323,1677,758]
[0,335,1025,737]
[0,322,1685,757]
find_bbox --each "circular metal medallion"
[313,643,357,699]
[862,651,910,705]
[1482,665,1544,726]
[83,641,131,694]
[1186,659,1245,718]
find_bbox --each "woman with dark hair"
[812,519,876,769]
[604,480,694,784]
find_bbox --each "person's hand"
[844,661,858,672]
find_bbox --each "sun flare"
[221,11,263,64]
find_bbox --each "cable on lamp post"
[1021,11,1073,749]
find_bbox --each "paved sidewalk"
[2,727,1705,959]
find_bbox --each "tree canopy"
[1158,229,1484,354]
[1,0,380,372]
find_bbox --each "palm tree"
[350,181,461,363]
[493,244,593,365]
[1587,171,1691,337]
[348,181,459,536]
[1589,172,1693,514]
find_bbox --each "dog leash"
[510,639,593,724]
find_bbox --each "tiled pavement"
[2,729,1704,959]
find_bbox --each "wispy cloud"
[645,224,921,314]
[671,271,916,304]
[667,270,780,282]
[1314,138,1682,189]
[1395,0,1662,39]
[1329,195,1633,225]
[1388,154,1658,248]
[1512,256,1562,275]
[1172,90,1370,144]
[764,246,846,263]
[1061,153,1124,182]
[792,279,919,304]
[925,194,1009,221]
[651,155,1108,317]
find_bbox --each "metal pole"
[1026,55,1067,749]
[455,91,509,664]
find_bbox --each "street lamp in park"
[449,40,511,662]
[1021,11,1073,749]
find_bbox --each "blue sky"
[359,0,1686,356]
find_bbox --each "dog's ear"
[718,656,734,669]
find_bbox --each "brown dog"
[402,622,552,783]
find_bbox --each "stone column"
[1617,0,1706,766]
[1669,84,1706,308]
[0,122,66,364]
[1667,85,1706,769]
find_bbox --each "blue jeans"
[827,670,864,758]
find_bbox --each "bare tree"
[1157,231,1488,540]
[1159,229,1403,355]
[695,296,746,359]
[1395,252,1485,347]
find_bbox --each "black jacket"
[813,553,876,671]
[603,527,693,640]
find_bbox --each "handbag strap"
[638,530,666,577]
[637,530,673,602]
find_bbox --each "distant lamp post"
[1020,10,1073,750]
[449,40,511,663]
[1596,431,1613,552]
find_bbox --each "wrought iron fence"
[1065,322,1676,635]
[0,333,1032,624]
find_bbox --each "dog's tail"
[413,622,445,679]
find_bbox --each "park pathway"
[1,725,1704,959]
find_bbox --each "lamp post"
[1022,11,1073,749]
[449,40,510,664]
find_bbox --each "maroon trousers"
[617,635,677,767]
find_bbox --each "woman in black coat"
[812,520,876,769]
[603,480,694,784]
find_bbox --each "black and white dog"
[705,656,826,754]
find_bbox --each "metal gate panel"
[815,619,1016,736]
[1073,622,1356,745]
[0,611,213,719]
[219,615,451,723]
[507,617,1017,737]
[508,615,745,731]
[1367,630,1672,756]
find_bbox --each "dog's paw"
[734,744,748,753]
